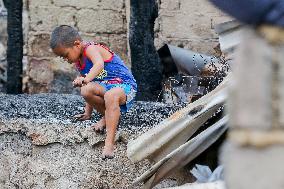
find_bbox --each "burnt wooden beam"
[3,0,23,94]
[129,0,162,101]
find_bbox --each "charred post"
[129,0,162,101]
[3,0,23,94]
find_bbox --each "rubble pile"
[0,93,184,188]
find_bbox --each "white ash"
[0,93,185,188]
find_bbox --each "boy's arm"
[83,45,104,83]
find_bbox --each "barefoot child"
[50,25,137,159]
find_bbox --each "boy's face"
[53,41,82,64]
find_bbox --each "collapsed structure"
[126,20,237,189]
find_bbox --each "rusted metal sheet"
[162,75,223,104]
[158,44,229,104]
[158,44,221,77]
[214,20,242,54]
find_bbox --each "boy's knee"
[104,92,120,108]
[80,84,92,98]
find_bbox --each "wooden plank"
[133,116,228,188]
[163,181,225,189]
[229,28,273,130]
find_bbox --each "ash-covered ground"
[0,93,183,143]
[0,93,184,189]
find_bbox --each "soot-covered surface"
[0,93,183,188]
[0,93,183,143]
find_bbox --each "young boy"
[50,25,137,159]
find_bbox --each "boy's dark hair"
[50,25,82,49]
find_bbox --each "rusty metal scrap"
[214,20,242,54]
[158,44,229,104]
[158,44,222,77]
[163,75,223,103]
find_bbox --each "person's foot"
[101,144,115,160]
[91,117,106,134]
[72,112,91,122]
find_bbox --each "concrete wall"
[155,0,231,55]
[26,0,128,93]
[24,0,230,93]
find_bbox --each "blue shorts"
[98,82,136,112]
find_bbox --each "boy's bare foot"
[72,112,91,121]
[91,117,106,134]
[101,145,115,160]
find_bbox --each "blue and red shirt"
[75,42,137,91]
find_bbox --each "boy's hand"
[82,78,91,86]
[72,76,84,87]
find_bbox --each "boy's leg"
[102,87,127,159]
[79,83,107,128]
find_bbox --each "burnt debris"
[157,44,230,104]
